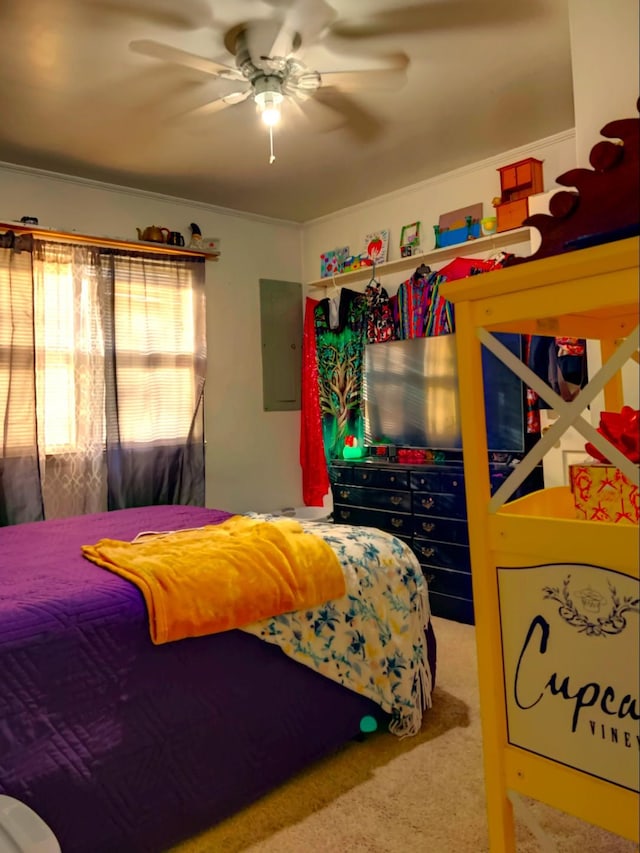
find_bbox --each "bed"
[0,505,437,853]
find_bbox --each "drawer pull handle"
[339,510,351,519]
[362,473,370,481]
[391,518,404,528]
[421,497,435,509]
[339,490,349,499]
[421,547,435,559]
[426,574,436,585]
[390,476,395,482]
[422,522,435,533]
[390,495,403,506]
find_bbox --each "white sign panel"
[498,563,639,792]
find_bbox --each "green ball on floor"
[359,715,378,733]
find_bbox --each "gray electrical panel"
[259,278,303,411]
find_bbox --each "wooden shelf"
[0,222,220,261]
[306,227,531,289]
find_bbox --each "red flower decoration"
[585,406,640,463]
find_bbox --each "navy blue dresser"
[329,458,535,624]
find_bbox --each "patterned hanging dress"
[314,288,368,462]
[300,297,330,506]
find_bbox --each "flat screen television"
[363,332,525,453]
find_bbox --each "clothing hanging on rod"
[313,289,368,461]
[395,268,435,339]
[300,297,330,506]
[365,276,395,344]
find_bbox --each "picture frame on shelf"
[400,221,420,251]
[320,246,349,278]
[436,203,482,247]
[362,229,389,264]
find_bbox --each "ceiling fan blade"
[266,0,337,58]
[287,94,347,134]
[187,90,252,120]
[129,39,244,81]
[310,89,384,141]
[240,20,282,67]
[328,0,539,39]
[85,0,214,30]
[319,54,409,92]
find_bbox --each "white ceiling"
[0,0,575,223]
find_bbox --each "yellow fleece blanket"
[81,515,346,644]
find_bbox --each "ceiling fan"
[128,0,409,163]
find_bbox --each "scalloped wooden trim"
[505,98,640,266]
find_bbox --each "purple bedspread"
[0,506,390,852]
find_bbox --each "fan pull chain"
[269,125,276,164]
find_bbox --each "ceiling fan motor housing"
[253,75,284,100]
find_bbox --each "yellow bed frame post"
[441,237,639,851]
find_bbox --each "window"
[112,269,199,444]
[1,243,205,454]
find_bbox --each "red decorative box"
[569,463,639,525]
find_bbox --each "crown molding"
[0,160,301,229]
[303,128,577,227]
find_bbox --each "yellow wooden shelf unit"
[440,236,639,852]
[306,227,531,289]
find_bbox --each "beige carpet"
[171,616,639,853]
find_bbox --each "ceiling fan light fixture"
[254,76,284,126]
[256,91,283,126]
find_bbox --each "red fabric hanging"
[300,297,330,506]
[437,256,499,281]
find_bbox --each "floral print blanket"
[242,516,433,737]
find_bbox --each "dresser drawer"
[332,504,413,538]
[412,491,467,519]
[428,591,474,625]
[352,467,409,489]
[412,515,469,545]
[410,470,442,491]
[496,198,529,232]
[437,472,465,495]
[411,538,471,572]
[328,464,353,485]
[410,468,464,495]
[332,485,411,513]
[420,565,473,600]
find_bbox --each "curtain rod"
[0,222,220,261]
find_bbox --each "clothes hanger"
[412,262,431,281]
[367,259,381,289]
[329,269,342,297]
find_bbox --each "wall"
[568,0,640,411]
[4,20,635,513]
[0,162,304,514]
[569,0,640,168]
[301,130,577,291]
[0,131,577,519]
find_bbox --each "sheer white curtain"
[1,238,206,525]
[32,241,108,518]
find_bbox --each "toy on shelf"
[434,203,482,248]
[493,157,544,233]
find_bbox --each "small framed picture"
[400,221,420,249]
[363,230,389,264]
